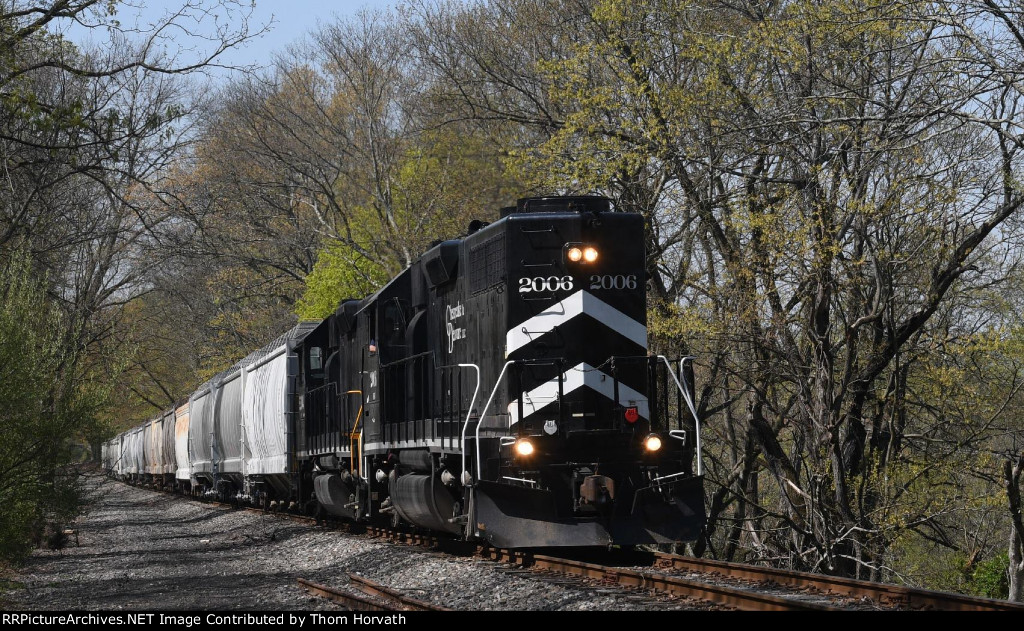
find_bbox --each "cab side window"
[380,298,408,363]
[308,346,325,385]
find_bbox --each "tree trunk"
[1005,454,1023,602]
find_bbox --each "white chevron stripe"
[507,362,650,424]
[505,290,647,357]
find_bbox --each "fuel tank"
[389,473,462,535]
[314,472,360,520]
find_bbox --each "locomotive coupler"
[577,474,616,512]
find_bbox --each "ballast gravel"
[2,473,701,611]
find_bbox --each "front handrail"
[470,360,515,484]
[658,355,702,476]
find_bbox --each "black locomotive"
[296,196,705,547]
[104,195,706,548]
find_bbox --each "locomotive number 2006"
[518,276,574,293]
[590,274,638,290]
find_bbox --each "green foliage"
[969,554,1010,599]
[470,0,1024,590]
[0,250,103,562]
[295,124,520,320]
[924,552,1011,600]
[296,237,389,320]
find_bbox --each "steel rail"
[298,578,401,611]
[653,553,1024,611]
[298,576,450,611]
[530,554,839,611]
[478,548,838,611]
[347,573,451,611]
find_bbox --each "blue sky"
[56,1,402,79]
[212,1,402,67]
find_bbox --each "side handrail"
[658,355,703,477]
[345,390,364,479]
[456,363,482,485]
[473,361,515,483]
[378,350,435,369]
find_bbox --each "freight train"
[102,196,706,548]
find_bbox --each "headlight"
[565,244,598,264]
[515,439,535,456]
[644,434,662,452]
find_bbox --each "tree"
[414,0,1024,586]
[0,0,263,560]
[1,0,263,251]
[173,9,522,330]
[1007,453,1024,601]
[545,0,1024,578]
[0,251,108,560]
[1,1,265,383]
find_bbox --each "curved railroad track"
[122,478,1024,612]
[649,552,1024,611]
[480,549,839,610]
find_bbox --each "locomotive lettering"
[589,274,638,290]
[518,275,574,293]
[446,301,466,352]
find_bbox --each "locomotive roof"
[353,265,413,315]
[351,196,619,313]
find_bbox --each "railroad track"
[480,549,838,611]
[482,549,1024,611]
[651,552,1024,611]
[298,575,450,611]
[476,547,1024,611]
[122,479,1024,611]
